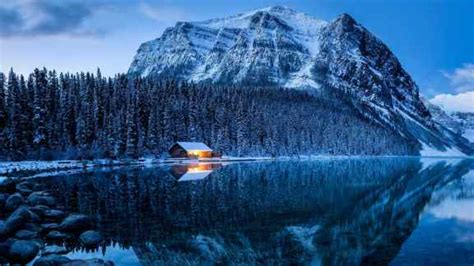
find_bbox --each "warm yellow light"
[187,163,213,172]
[188,150,204,157]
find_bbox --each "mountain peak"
[259,5,296,13]
[336,13,357,24]
[331,13,359,32]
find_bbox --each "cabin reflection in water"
[169,163,222,182]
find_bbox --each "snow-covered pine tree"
[18,75,33,157]
[126,87,139,158]
[32,68,49,158]
[0,72,6,158]
[0,68,418,160]
[7,69,23,159]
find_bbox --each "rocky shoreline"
[0,176,112,265]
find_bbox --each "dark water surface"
[32,158,474,265]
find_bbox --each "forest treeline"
[0,68,416,161]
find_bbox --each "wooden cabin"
[168,142,213,158]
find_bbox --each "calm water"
[33,158,474,265]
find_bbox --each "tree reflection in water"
[33,158,474,265]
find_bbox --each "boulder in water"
[44,209,66,220]
[4,207,31,234]
[79,230,103,247]
[27,192,56,207]
[60,214,92,232]
[4,193,24,211]
[42,245,69,256]
[0,178,16,193]
[8,240,39,264]
[46,230,70,240]
[15,229,38,239]
[33,254,71,266]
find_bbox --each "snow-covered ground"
[463,129,474,143]
[419,143,467,157]
[0,157,274,176]
[0,160,127,175]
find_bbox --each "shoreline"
[0,155,472,178]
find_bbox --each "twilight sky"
[0,0,473,104]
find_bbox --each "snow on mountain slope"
[129,6,326,88]
[128,6,473,156]
[426,99,474,144]
[450,112,474,143]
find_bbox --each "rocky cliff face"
[129,6,472,155]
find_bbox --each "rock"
[29,209,42,223]
[24,222,42,233]
[8,240,39,264]
[60,214,92,232]
[63,258,114,266]
[79,230,103,247]
[4,206,31,234]
[0,193,8,210]
[46,230,70,240]
[0,221,7,240]
[0,178,16,193]
[34,254,71,266]
[44,209,66,221]
[30,205,51,216]
[4,193,24,211]
[0,241,10,259]
[16,182,33,196]
[41,223,60,231]
[32,183,47,192]
[42,245,69,256]
[27,192,56,207]
[15,229,38,239]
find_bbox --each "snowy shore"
[1,154,471,177]
[0,157,274,176]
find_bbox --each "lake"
[31,158,474,265]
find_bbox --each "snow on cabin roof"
[175,142,213,151]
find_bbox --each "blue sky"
[0,0,473,99]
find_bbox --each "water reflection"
[168,163,222,182]
[33,158,474,265]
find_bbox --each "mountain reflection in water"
[32,158,474,265]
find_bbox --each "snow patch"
[462,129,474,143]
[175,142,213,151]
[420,142,466,157]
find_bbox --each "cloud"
[0,0,105,38]
[443,63,474,93]
[138,2,188,23]
[430,91,474,113]
[0,6,23,35]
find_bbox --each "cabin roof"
[174,142,213,152]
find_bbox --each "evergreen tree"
[0,68,416,160]
[126,90,139,158]
[32,68,48,158]
[7,69,23,159]
[0,72,6,158]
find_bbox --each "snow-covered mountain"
[129,6,472,155]
[453,112,474,143]
[426,100,474,143]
